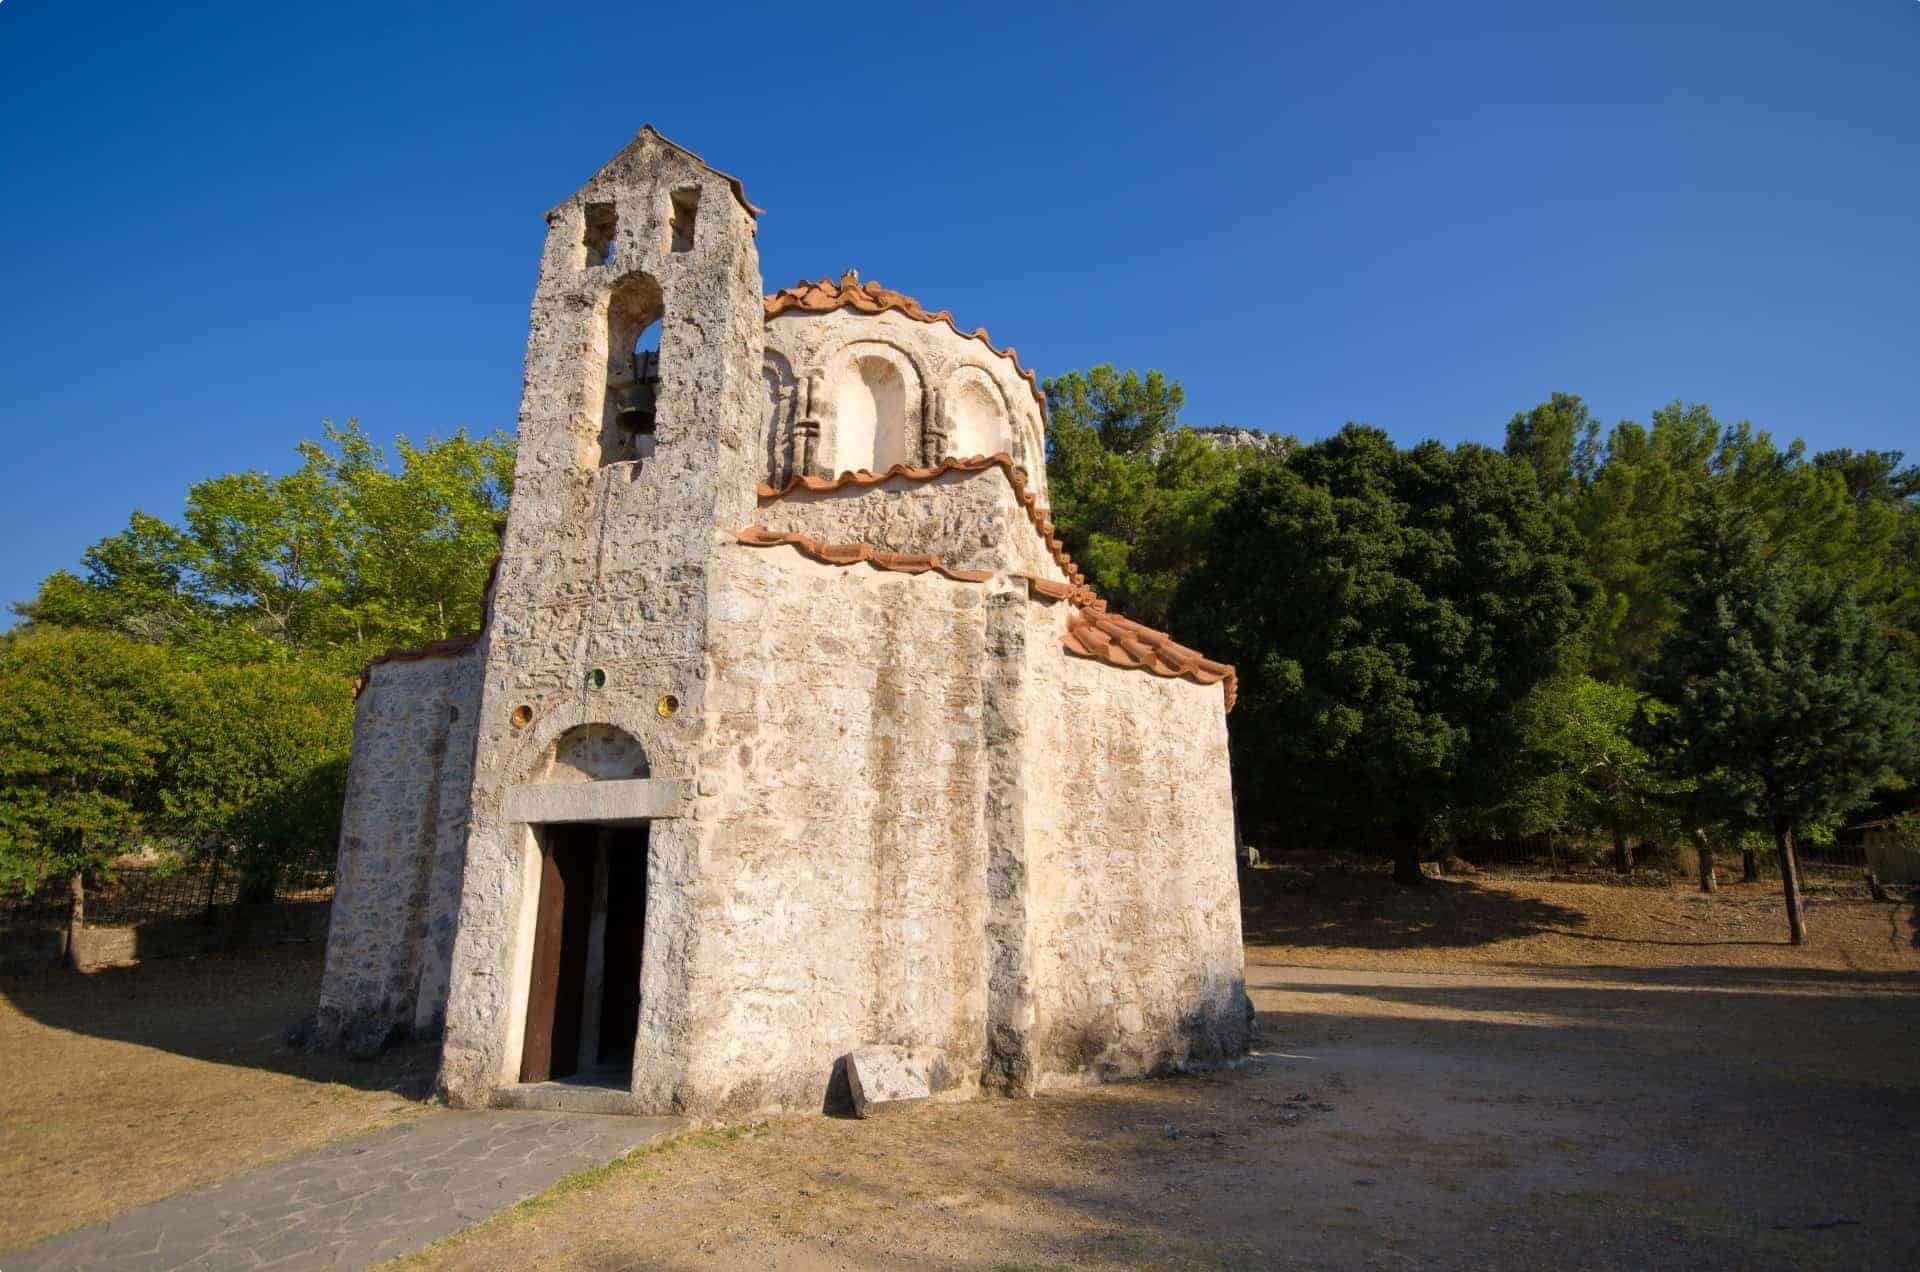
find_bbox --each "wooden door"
[519,827,595,1083]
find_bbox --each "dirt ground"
[0,943,436,1248]
[1239,868,1920,973]
[6,876,1919,1268]
[404,876,1920,1271]
[406,964,1920,1270]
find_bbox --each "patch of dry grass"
[0,944,435,1249]
[396,961,1920,1271]
[1241,866,1920,974]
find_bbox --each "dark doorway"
[598,826,649,1065]
[519,823,651,1086]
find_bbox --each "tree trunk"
[1742,849,1760,882]
[65,872,86,971]
[1612,831,1634,875]
[1774,817,1807,946]
[1694,829,1717,894]
[1392,838,1425,886]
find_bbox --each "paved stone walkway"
[5,1109,684,1271]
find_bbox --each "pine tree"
[1637,487,1920,943]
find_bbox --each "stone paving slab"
[4,1109,685,1271]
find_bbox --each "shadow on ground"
[404,962,1920,1272]
[0,941,432,1096]
[1239,864,1588,948]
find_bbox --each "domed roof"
[763,271,1046,420]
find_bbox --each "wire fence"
[1444,834,1871,886]
[1251,833,1875,888]
[0,842,338,968]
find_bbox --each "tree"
[158,661,353,902]
[0,630,183,961]
[1503,391,1601,501]
[1044,366,1276,628]
[1519,676,1682,873]
[1178,425,1591,882]
[16,420,513,667]
[1637,488,1920,942]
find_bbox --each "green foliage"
[1176,425,1591,868]
[1505,396,1920,686]
[5,421,502,896]
[1043,366,1278,627]
[0,629,184,893]
[1513,675,1685,848]
[160,661,353,900]
[1503,391,1601,500]
[17,420,513,669]
[1636,486,1920,838]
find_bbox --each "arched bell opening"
[599,274,665,468]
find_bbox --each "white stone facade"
[316,128,1250,1115]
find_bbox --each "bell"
[613,382,655,435]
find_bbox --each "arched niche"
[536,724,650,784]
[596,273,665,468]
[762,349,796,487]
[1015,399,1048,498]
[945,365,1013,462]
[825,341,922,475]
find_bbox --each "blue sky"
[2,1,1916,616]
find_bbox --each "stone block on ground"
[845,1045,946,1117]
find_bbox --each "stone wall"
[316,646,483,1052]
[434,128,767,1108]
[694,537,1248,1112]
[1024,606,1251,1082]
[754,467,1068,583]
[695,542,994,1112]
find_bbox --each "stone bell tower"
[433,128,766,1106]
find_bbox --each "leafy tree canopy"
[18,420,512,670]
[1043,365,1280,627]
[1636,486,1920,938]
[0,629,184,893]
[1176,424,1592,879]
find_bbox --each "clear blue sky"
[2,1,1915,617]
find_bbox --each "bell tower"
[435,128,766,1104]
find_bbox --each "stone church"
[315,128,1250,1115]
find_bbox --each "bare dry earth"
[4,876,1918,1269]
[0,944,435,1248]
[1239,869,1920,972]
[408,878,1920,1271]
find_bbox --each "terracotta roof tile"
[1064,608,1239,710]
[731,527,994,583]
[764,272,1046,419]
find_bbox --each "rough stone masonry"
[314,126,1252,1116]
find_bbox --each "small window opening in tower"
[599,273,665,468]
[583,203,617,268]
[669,187,700,253]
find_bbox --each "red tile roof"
[763,272,1047,419]
[1063,609,1237,708]
[730,527,995,583]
